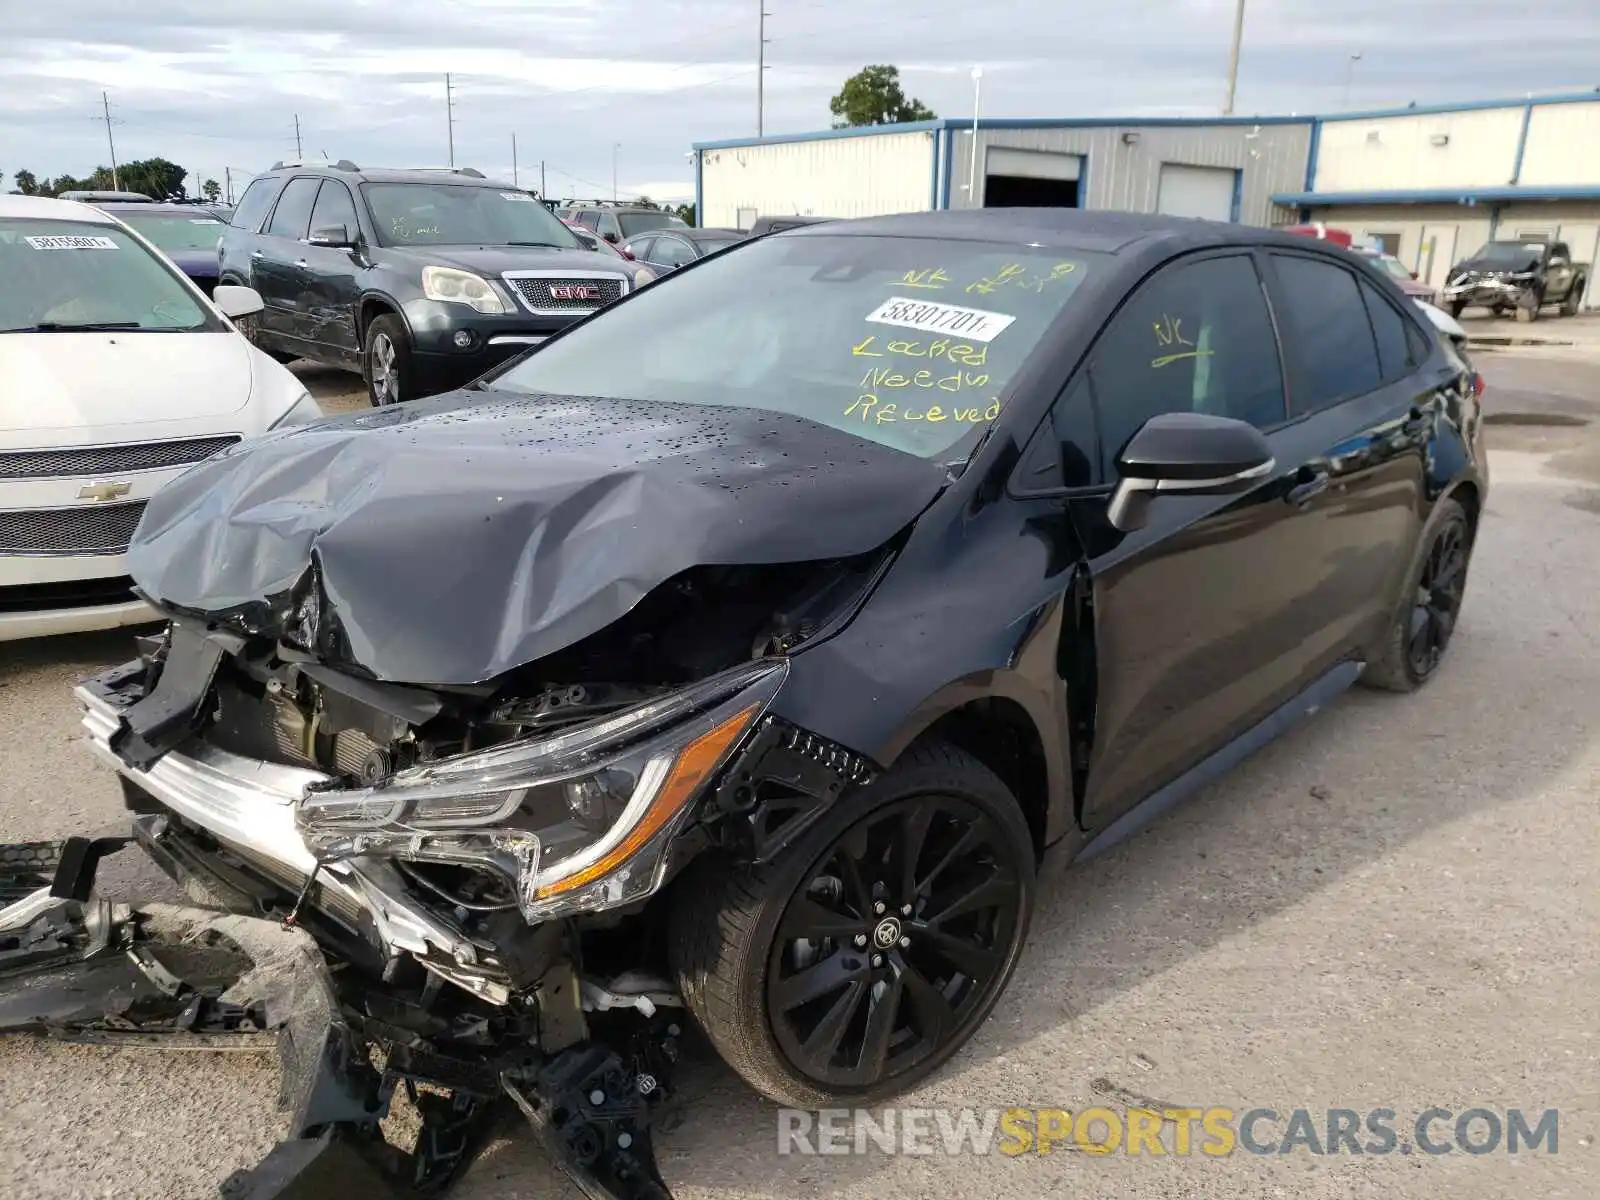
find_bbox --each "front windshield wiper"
[504,240,563,248]
[4,321,143,333]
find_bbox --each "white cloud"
[2,0,1597,197]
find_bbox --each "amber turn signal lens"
[535,704,759,899]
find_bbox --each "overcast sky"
[2,1,1597,202]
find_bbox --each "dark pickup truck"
[1441,237,1589,322]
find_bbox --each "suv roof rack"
[404,167,488,178]
[557,199,638,209]
[269,158,360,172]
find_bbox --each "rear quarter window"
[229,178,282,233]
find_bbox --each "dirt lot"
[1,347,1596,1199]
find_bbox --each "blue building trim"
[693,151,702,227]
[1303,119,1322,191]
[1271,185,1600,207]
[1511,103,1535,184]
[928,128,942,210]
[1229,168,1244,222]
[940,131,955,209]
[694,121,943,152]
[1078,152,1090,210]
[1317,91,1600,123]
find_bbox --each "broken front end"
[2,575,873,1198]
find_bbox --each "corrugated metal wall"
[943,123,1312,226]
[699,130,936,228]
[1311,108,1524,191]
[1518,101,1600,186]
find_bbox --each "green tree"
[674,202,696,226]
[13,169,40,195]
[117,158,188,200]
[828,65,936,128]
[202,178,222,203]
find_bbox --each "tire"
[1362,498,1472,693]
[1515,291,1541,323]
[1559,280,1582,316]
[363,313,413,407]
[670,740,1035,1110]
[1448,300,1466,319]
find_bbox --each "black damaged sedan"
[1,211,1486,1197]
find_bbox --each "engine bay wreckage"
[0,394,944,1198]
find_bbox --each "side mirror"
[603,231,620,244]
[307,224,356,249]
[1550,256,1568,267]
[212,284,265,321]
[1107,412,1275,532]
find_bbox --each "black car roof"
[681,227,744,241]
[784,208,1290,255]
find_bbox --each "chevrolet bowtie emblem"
[76,480,133,503]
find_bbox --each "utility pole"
[445,74,456,167]
[540,160,546,201]
[100,91,121,191]
[224,167,231,205]
[612,143,620,202]
[1342,52,1363,110]
[294,114,303,158]
[758,3,771,137]
[512,133,519,187]
[1223,0,1246,115]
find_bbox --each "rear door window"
[1357,277,1418,382]
[651,236,696,268]
[265,178,320,240]
[1268,253,1382,415]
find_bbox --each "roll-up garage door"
[1156,164,1238,222]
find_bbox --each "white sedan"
[0,194,322,641]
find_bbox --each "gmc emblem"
[549,283,599,301]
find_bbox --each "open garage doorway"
[981,147,1081,208]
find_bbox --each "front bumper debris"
[0,838,678,1199]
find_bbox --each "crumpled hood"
[126,391,949,686]
[1451,256,1538,279]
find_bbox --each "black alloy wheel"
[766,795,1026,1089]
[670,741,1035,1109]
[1363,497,1472,692]
[1406,515,1468,680]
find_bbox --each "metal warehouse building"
[1273,93,1600,308]
[692,90,1600,309]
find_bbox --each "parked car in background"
[1357,248,1437,306]
[56,190,155,204]
[1442,237,1589,322]
[218,162,650,406]
[620,226,745,272]
[97,202,228,296]
[746,214,833,237]
[0,194,320,641]
[557,201,687,244]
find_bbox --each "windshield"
[486,233,1097,459]
[0,218,217,333]
[1470,241,1544,269]
[618,211,686,236]
[363,183,584,249]
[116,211,227,253]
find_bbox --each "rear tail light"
[1471,372,1485,398]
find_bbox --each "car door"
[254,176,320,342]
[298,178,363,362]
[1261,249,1433,646]
[623,235,655,266]
[1066,250,1355,832]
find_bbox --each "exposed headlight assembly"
[421,265,507,314]
[296,660,787,921]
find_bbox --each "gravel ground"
[0,351,1595,1199]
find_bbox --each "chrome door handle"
[250,250,264,259]
[294,259,307,268]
